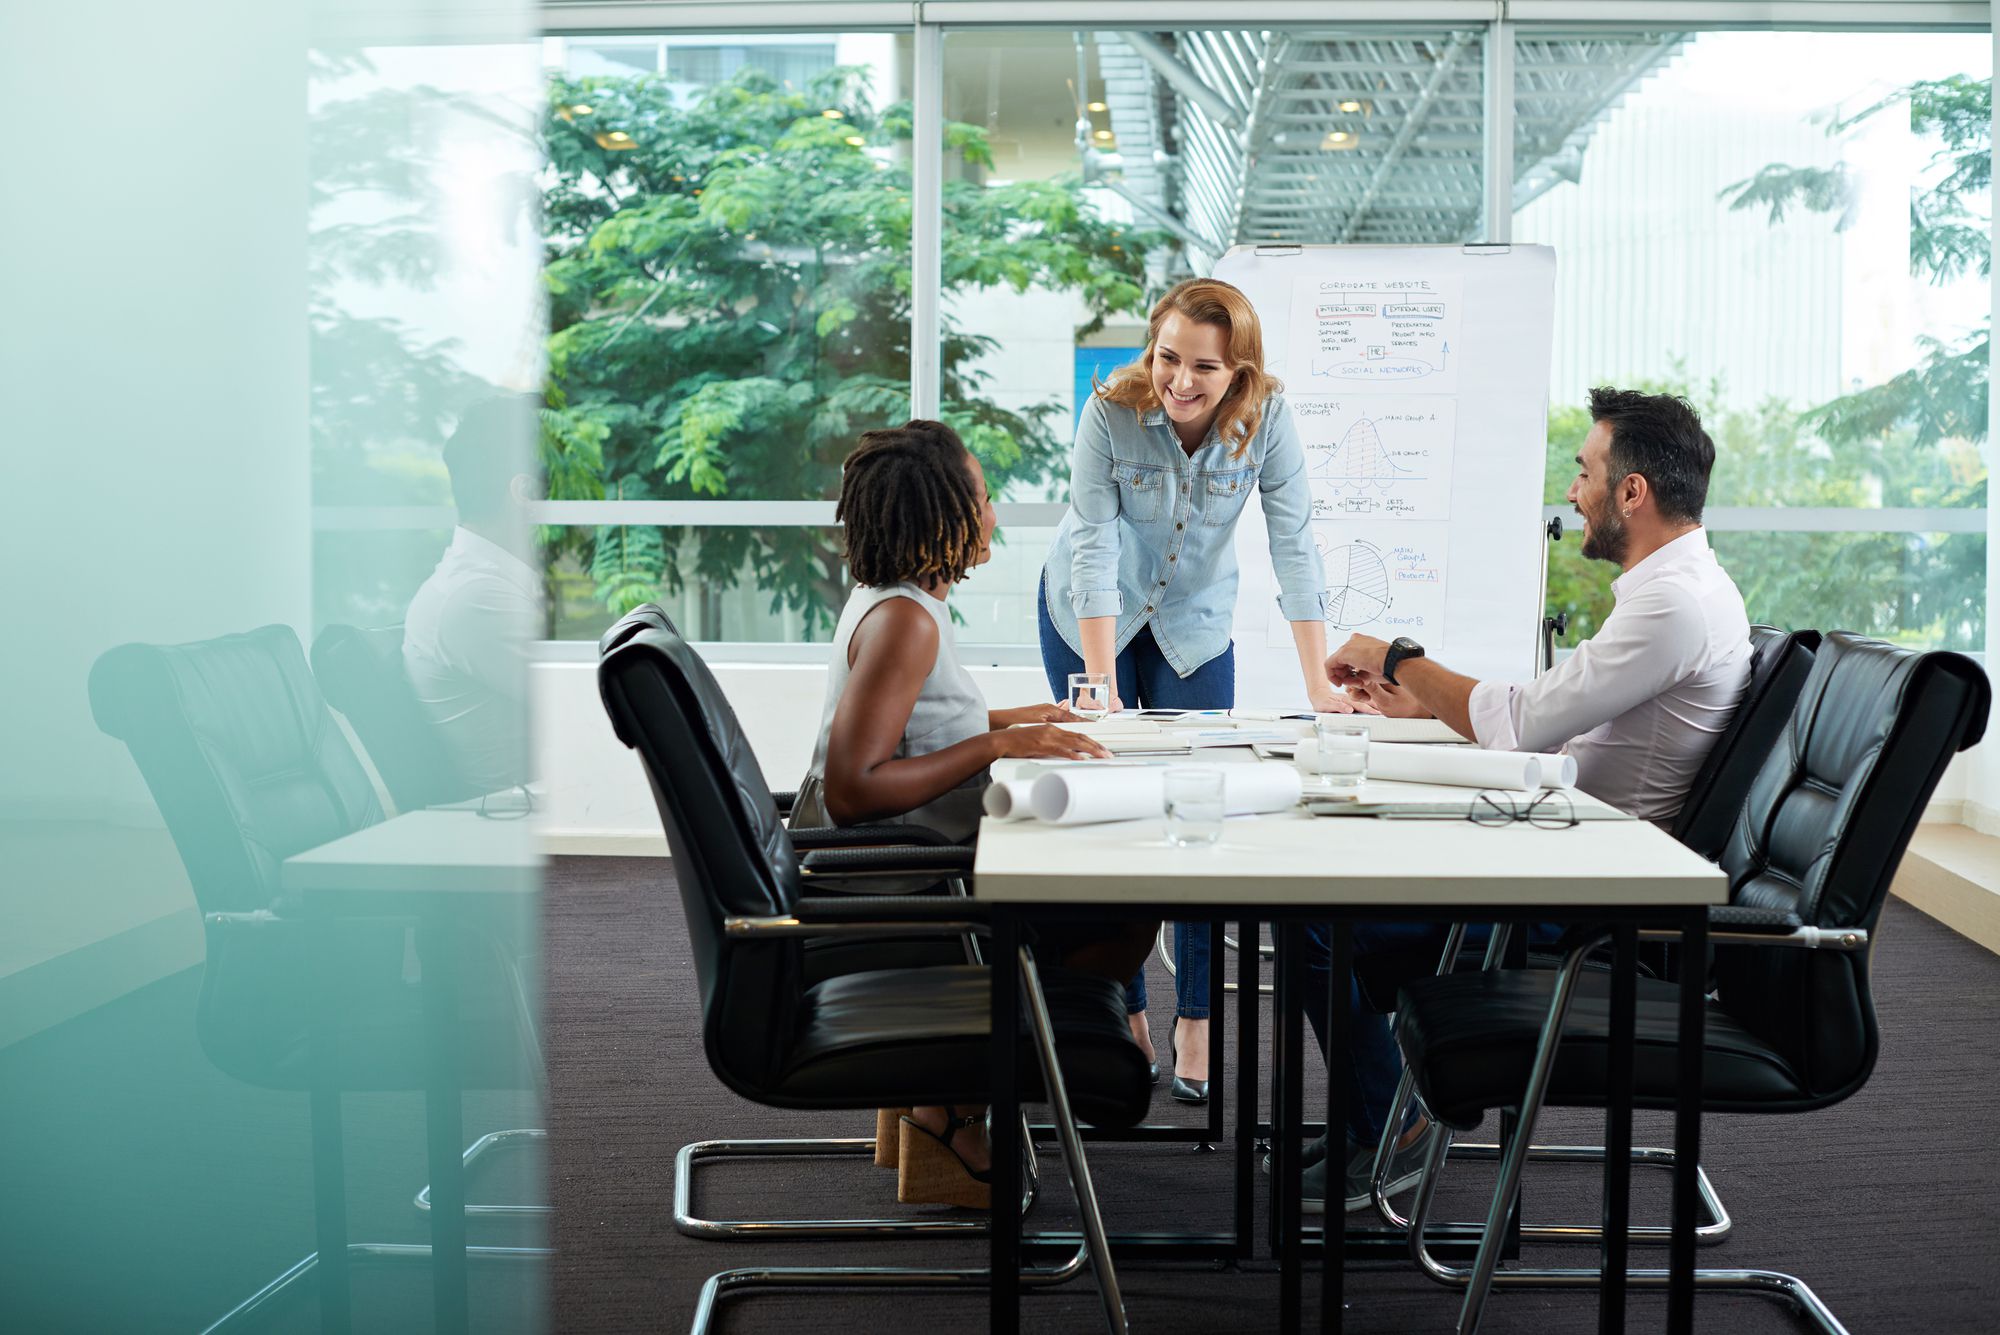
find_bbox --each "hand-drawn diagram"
[1290,395,1455,522]
[1267,526,1450,649]
[1291,276,1463,393]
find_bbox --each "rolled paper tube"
[1365,742,1563,790]
[982,778,1039,822]
[1029,762,1302,826]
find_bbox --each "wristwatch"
[1381,636,1426,685]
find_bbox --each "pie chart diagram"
[1324,541,1391,628]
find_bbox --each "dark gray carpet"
[546,855,2000,1335]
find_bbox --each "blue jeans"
[1039,586,1231,1018]
[1301,921,1562,1147]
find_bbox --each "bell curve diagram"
[1291,395,1455,522]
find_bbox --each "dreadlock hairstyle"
[836,419,984,588]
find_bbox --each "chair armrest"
[772,789,797,817]
[1636,905,1868,952]
[800,844,976,880]
[788,822,956,851]
[725,895,992,942]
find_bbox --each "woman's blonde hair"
[1094,278,1280,457]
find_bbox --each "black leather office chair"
[1668,625,1821,861]
[1391,632,1989,1333]
[89,625,546,1331]
[598,615,1152,1334]
[1344,625,1819,1249]
[595,605,997,1245]
[311,623,481,812]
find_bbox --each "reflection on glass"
[3,15,546,1332]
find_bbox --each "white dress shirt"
[402,525,541,795]
[1466,528,1751,823]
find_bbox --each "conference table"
[974,750,1726,1334]
[281,810,541,1335]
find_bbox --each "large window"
[1518,30,1990,650]
[531,15,1991,659]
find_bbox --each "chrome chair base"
[674,1133,1038,1240]
[686,949,1131,1335]
[197,1241,551,1335]
[415,1127,550,1217]
[1407,1127,1846,1335]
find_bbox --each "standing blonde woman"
[1038,278,1363,1101]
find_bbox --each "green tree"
[541,65,1157,636]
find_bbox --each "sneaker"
[1261,1132,1330,1176]
[1301,1123,1436,1215]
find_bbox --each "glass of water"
[1067,671,1112,721]
[1314,717,1370,794]
[1163,768,1226,847]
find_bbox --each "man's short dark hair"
[443,395,539,522]
[1586,387,1715,525]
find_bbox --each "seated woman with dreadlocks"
[792,419,1158,1211]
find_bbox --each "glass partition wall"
[2,3,550,1332]
[535,8,1990,659]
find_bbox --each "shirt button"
[1168,553,1177,562]
[1176,522,1184,531]
[1144,605,1155,614]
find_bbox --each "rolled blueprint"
[982,777,1039,822]
[1028,762,1302,826]
[1365,742,1575,791]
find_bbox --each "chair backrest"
[88,625,384,914]
[598,602,679,656]
[1670,625,1821,860]
[311,623,480,811]
[1714,631,1988,1105]
[596,606,804,1093]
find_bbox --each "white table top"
[974,770,1726,909]
[281,810,541,902]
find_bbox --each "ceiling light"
[844,134,865,146]
[1087,100,1108,112]
[1329,131,1350,144]
[597,130,637,150]
[1339,100,1361,113]
[1094,129,1114,141]
[822,108,844,120]
[572,103,594,115]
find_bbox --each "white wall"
[535,659,1054,850]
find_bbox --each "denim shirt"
[1042,392,1328,677]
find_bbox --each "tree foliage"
[541,65,1158,632]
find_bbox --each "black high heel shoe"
[1169,1016,1209,1104]
[898,1106,993,1210]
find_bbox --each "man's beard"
[1578,492,1628,564]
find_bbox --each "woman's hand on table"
[992,724,1114,761]
[1307,685,1379,716]
[990,702,1086,728]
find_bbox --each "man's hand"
[1341,675,1433,720]
[1325,634,1392,687]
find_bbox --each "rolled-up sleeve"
[1469,586,1706,754]
[1067,396,1124,620]
[1256,398,1328,621]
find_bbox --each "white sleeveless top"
[792,582,990,843]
